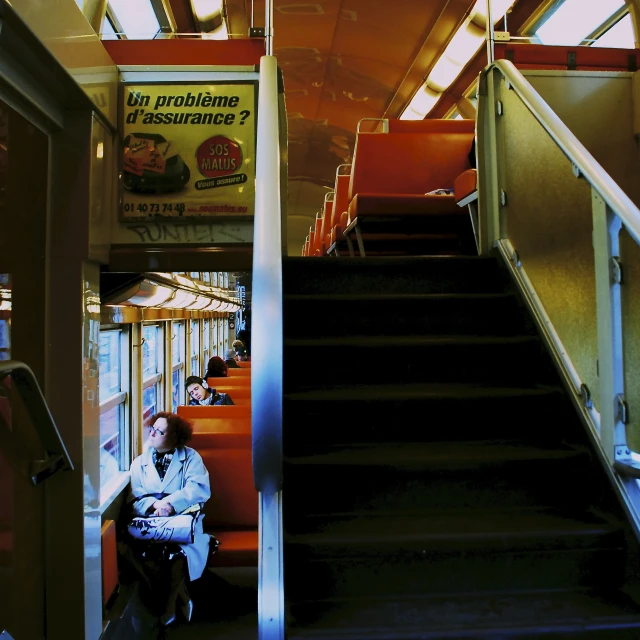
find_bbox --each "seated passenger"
[127,412,212,627]
[225,348,241,369]
[204,355,228,378]
[232,339,250,362]
[185,375,234,406]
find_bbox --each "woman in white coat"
[128,411,211,627]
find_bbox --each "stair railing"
[0,361,73,484]
[252,1,285,633]
[477,58,640,538]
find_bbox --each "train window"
[100,13,119,40]
[190,319,200,376]
[142,324,163,422]
[203,272,211,284]
[171,321,186,412]
[203,319,210,368]
[99,328,130,502]
[108,0,161,39]
[535,0,625,46]
[211,317,218,358]
[592,14,634,48]
[218,317,224,355]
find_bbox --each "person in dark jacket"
[185,376,234,406]
[204,356,228,378]
[224,348,240,369]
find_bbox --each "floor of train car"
[102,567,257,639]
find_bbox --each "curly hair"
[146,412,193,449]
[205,355,228,378]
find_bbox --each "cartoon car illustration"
[123,133,190,194]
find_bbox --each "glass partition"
[499,81,599,411]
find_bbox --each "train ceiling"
[165,0,544,254]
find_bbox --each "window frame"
[171,320,186,412]
[98,326,131,510]
[142,322,164,421]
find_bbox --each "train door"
[0,95,51,640]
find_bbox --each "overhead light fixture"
[471,0,516,26]
[427,22,485,92]
[191,0,228,38]
[400,85,441,120]
[400,0,516,120]
[103,280,176,307]
[187,295,216,310]
[202,299,223,311]
[160,290,198,309]
[201,20,228,40]
[101,272,241,311]
[191,0,223,21]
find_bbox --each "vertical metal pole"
[592,190,625,464]
[251,0,254,29]
[265,0,274,56]
[486,0,495,64]
[254,52,284,640]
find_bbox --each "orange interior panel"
[103,39,264,66]
[454,168,478,204]
[101,520,118,606]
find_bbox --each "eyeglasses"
[148,426,166,436]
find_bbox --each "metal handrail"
[356,117,389,133]
[490,59,640,244]
[252,54,282,493]
[0,361,73,485]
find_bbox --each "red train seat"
[176,404,257,568]
[343,119,476,256]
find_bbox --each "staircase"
[282,255,640,639]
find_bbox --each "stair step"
[283,292,532,337]
[285,546,625,599]
[284,336,555,390]
[284,336,554,385]
[283,256,509,295]
[284,384,581,446]
[286,588,640,639]
[285,509,622,552]
[284,381,561,403]
[284,442,597,515]
[285,440,585,467]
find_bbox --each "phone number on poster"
[123,203,186,214]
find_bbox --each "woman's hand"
[151,499,175,516]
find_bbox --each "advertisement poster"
[120,82,256,220]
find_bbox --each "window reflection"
[143,384,157,422]
[191,320,200,376]
[143,325,159,376]
[99,331,121,401]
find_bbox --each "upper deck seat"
[454,168,479,252]
[343,119,476,256]
[327,166,353,256]
[454,168,478,206]
[318,195,334,256]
